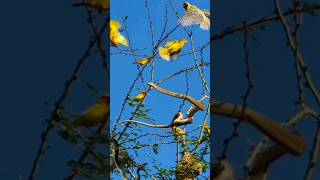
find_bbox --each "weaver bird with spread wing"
[74,95,110,127]
[179,2,210,30]
[159,39,188,61]
[110,20,129,48]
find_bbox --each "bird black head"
[183,2,189,10]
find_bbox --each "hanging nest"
[175,153,203,180]
[109,143,134,171]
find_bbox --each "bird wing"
[74,103,107,127]
[164,40,178,48]
[159,47,170,61]
[113,32,128,46]
[179,5,210,30]
[202,9,210,18]
[179,12,201,26]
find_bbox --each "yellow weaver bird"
[110,20,129,48]
[74,95,110,127]
[159,39,188,61]
[133,91,147,102]
[72,0,110,12]
[172,126,186,136]
[179,2,210,30]
[134,56,155,66]
[202,124,210,135]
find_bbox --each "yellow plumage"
[110,20,129,48]
[74,95,110,127]
[134,56,155,66]
[202,124,210,135]
[172,126,186,136]
[179,2,210,30]
[73,0,110,12]
[133,91,147,102]
[159,39,188,61]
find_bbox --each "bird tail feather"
[200,18,210,30]
[117,35,129,46]
[159,47,170,61]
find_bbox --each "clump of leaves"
[175,153,203,180]
[68,160,104,178]
[127,97,152,120]
[58,114,80,144]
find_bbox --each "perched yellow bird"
[72,0,110,12]
[179,2,210,30]
[74,95,110,127]
[202,124,210,135]
[172,126,186,136]
[159,39,188,61]
[110,20,129,48]
[193,162,203,176]
[133,91,147,102]
[134,56,155,66]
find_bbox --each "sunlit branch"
[211,101,307,155]
[148,82,206,111]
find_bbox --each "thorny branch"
[29,17,108,180]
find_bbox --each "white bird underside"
[179,10,210,30]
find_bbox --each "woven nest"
[109,144,134,171]
[175,153,203,180]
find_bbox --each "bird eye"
[183,3,188,8]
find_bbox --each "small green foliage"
[68,160,103,178]
[152,144,159,154]
[159,167,171,177]
[58,118,79,144]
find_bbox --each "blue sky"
[111,0,210,179]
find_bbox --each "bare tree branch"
[211,101,307,155]
[148,82,206,111]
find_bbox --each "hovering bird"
[72,0,110,12]
[159,39,188,61]
[110,20,129,48]
[134,56,155,66]
[73,95,110,127]
[179,2,210,30]
[133,91,147,102]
